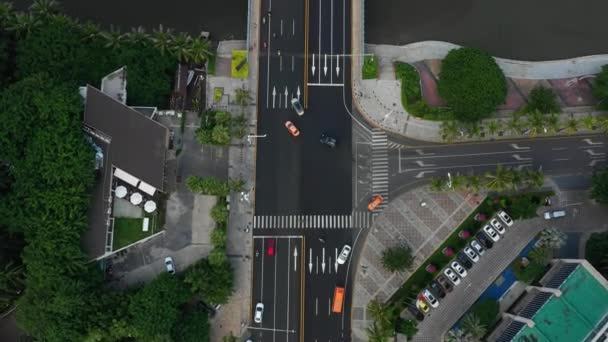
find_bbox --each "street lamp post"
[447,172,452,189]
[247,134,267,145]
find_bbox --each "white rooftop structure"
[114,168,140,187]
[115,185,127,199]
[130,192,143,205]
[138,181,157,196]
[144,200,157,213]
[101,66,127,104]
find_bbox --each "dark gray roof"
[84,85,168,190]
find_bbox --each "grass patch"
[112,217,155,250]
[388,192,551,309]
[206,53,216,75]
[512,258,547,284]
[394,62,454,121]
[362,55,378,79]
[213,87,223,104]
[470,299,500,328]
[231,50,248,78]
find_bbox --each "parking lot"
[251,236,303,342]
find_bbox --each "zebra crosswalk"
[387,141,408,149]
[371,129,389,210]
[253,211,374,229]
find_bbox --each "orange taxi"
[367,195,383,211]
[285,121,300,137]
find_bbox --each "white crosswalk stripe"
[371,129,389,210]
[253,212,374,229]
[387,141,408,149]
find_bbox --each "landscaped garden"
[112,216,159,250]
[362,55,378,79]
[231,50,248,78]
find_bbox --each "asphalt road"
[364,0,608,60]
[387,134,608,198]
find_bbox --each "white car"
[483,225,501,242]
[443,268,461,286]
[450,261,468,278]
[422,289,439,308]
[490,219,506,235]
[291,98,304,116]
[463,247,479,262]
[254,303,264,323]
[337,245,352,265]
[470,240,485,256]
[544,210,566,220]
[498,210,513,226]
[164,256,175,275]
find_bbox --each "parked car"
[407,304,425,321]
[544,210,566,220]
[164,256,175,275]
[421,289,439,308]
[319,134,337,148]
[498,210,513,226]
[291,98,304,116]
[475,232,494,249]
[470,239,486,256]
[435,275,453,293]
[457,252,474,269]
[443,268,461,286]
[285,121,300,137]
[490,218,506,234]
[463,246,480,262]
[254,303,264,323]
[266,239,275,256]
[483,225,501,242]
[450,261,468,278]
[430,280,447,298]
[416,299,430,314]
[367,195,383,211]
[337,245,352,264]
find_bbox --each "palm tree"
[0,2,14,26]
[440,121,459,142]
[367,300,395,329]
[125,25,149,45]
[538,228,567,250]
[444,328,476,342]
[367,322,392,342]
[81,21,101,41]
[170,32,193,62]
[546,113,560,133]
[188,37,213,65]
[526,110,545,137]
[597,117,608,134]
[152,24,174,56]
[461,314,486,340]
[582,114,597,131]
[7,12,39,38]
[465,174,482,192]
[29,0,59,18]
[487,120,502,136]
[529,246,552,266]
[484,164,514,192]
[235,86,252,110]
[430,177,446,192]
[0,261,24,294]
[451,174,467,190]
[565,116,579,134]
[99,25,125,50]
[507,115,523,135]
[523,169,544,189]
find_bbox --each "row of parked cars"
[413,210,514,316]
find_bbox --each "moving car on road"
[450,261,468,278]
[483,225,501,242]
[498,210,513,226]
[544,210,566,220]
[266,239,275,256]
[291,98,304,116]
[443,268,461,286]
[319,134,337,148]
[284,121,300,137]
[337,245,352,264]
[490,218,506,234]
[164,256,175,275]
[421,289,439,308]
[332,287,345,313]
[367,195,383,211]
[254,303,264,323]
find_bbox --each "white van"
[544,210,566,220]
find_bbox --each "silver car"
[450,261,468,278]
[291,98,304,116]
[164,256,175,275]
[483,225,500,242]
[490,218,506,235]
[254,303,264,323]
[463,247,479,262]
[443,268,461,286]
[498,210,513,226]
[337,245,352,264]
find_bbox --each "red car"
[266,239,275,256]
[285,121,300,137]
[367,195,383,211]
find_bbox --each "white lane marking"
[583,138,604,145]
[291,55,294,72]
[265,14,272,108]
[307,83,344,87]
[272,86,276,108]
[316,255,319,274]
[287,238,291,342]
[403,160,529,172]
[296,86,301,100]
[284,87,288,109]
[308,248,312,274]
[585,149,606,156]
[552,147,568,151]
[415,160,436,167]
[335,248,338,272]
[292,18,295,36]
[415,149,435,156]
[510,143,530,150]
[401,150,530,160]
[336,56,340,77]
[293,245,298,272]
[321,248,326,274]
[273,240,278,342]
[553,158,569,161]
[590,159,606,166]
[315,297,318,316]
[398,148,402,173]
[415,171,436,178]
[512,154,532,161]
[318,0,321,83]
[248,326,296,333]
[280,19,283,36]
[312,53,316,76]
[323,54,328,76]
[330,0,333,83]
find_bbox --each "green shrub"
[525,86,560,114]
[395,319,418,338]
[382,245,414,272]
[591,167,608,203]
[208,247,227,266]
[470,299,499,328]
[586,232,608,278]
[211,228,227,248]
[362,55,377,79]
[438,47,507,122]
[211,203,229,224]
[186,176,230,196]
[593,65,608,110]
[512,258,547,284]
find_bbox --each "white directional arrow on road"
[293,247,298,272]
[312,53,316,76]
[415,160,436,167]
[583,138,604,145]
[321,248,326,274]
[415,170,436,179]
[272,86,276,109]
[334,248,338,272]
[284,87,288,109]
[415,149,435,156]
[308,248,313,274]
[589,159,606,167]
[336,57,340,77]
[512,154,532,161]
[585,149,606,156]
[510,144,530,150]
[296,86,301,100]
[323,54,328,76]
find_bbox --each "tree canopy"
[591,167,608,203]
[438,47,507,122]
[381,245,414,272]
[184,259,234,305]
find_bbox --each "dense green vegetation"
[381,245,414,272]
[593,65,608,110]
[591,167,608,203]
[362,55,378,79]
[0,1,218,340]
[430,165,545,194]
[524,86,560,114]
[586,232,608,278]
[470,299,499,330]
[438,47,507,122]
[196,110,247,145]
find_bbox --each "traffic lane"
[308,0,345,85]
